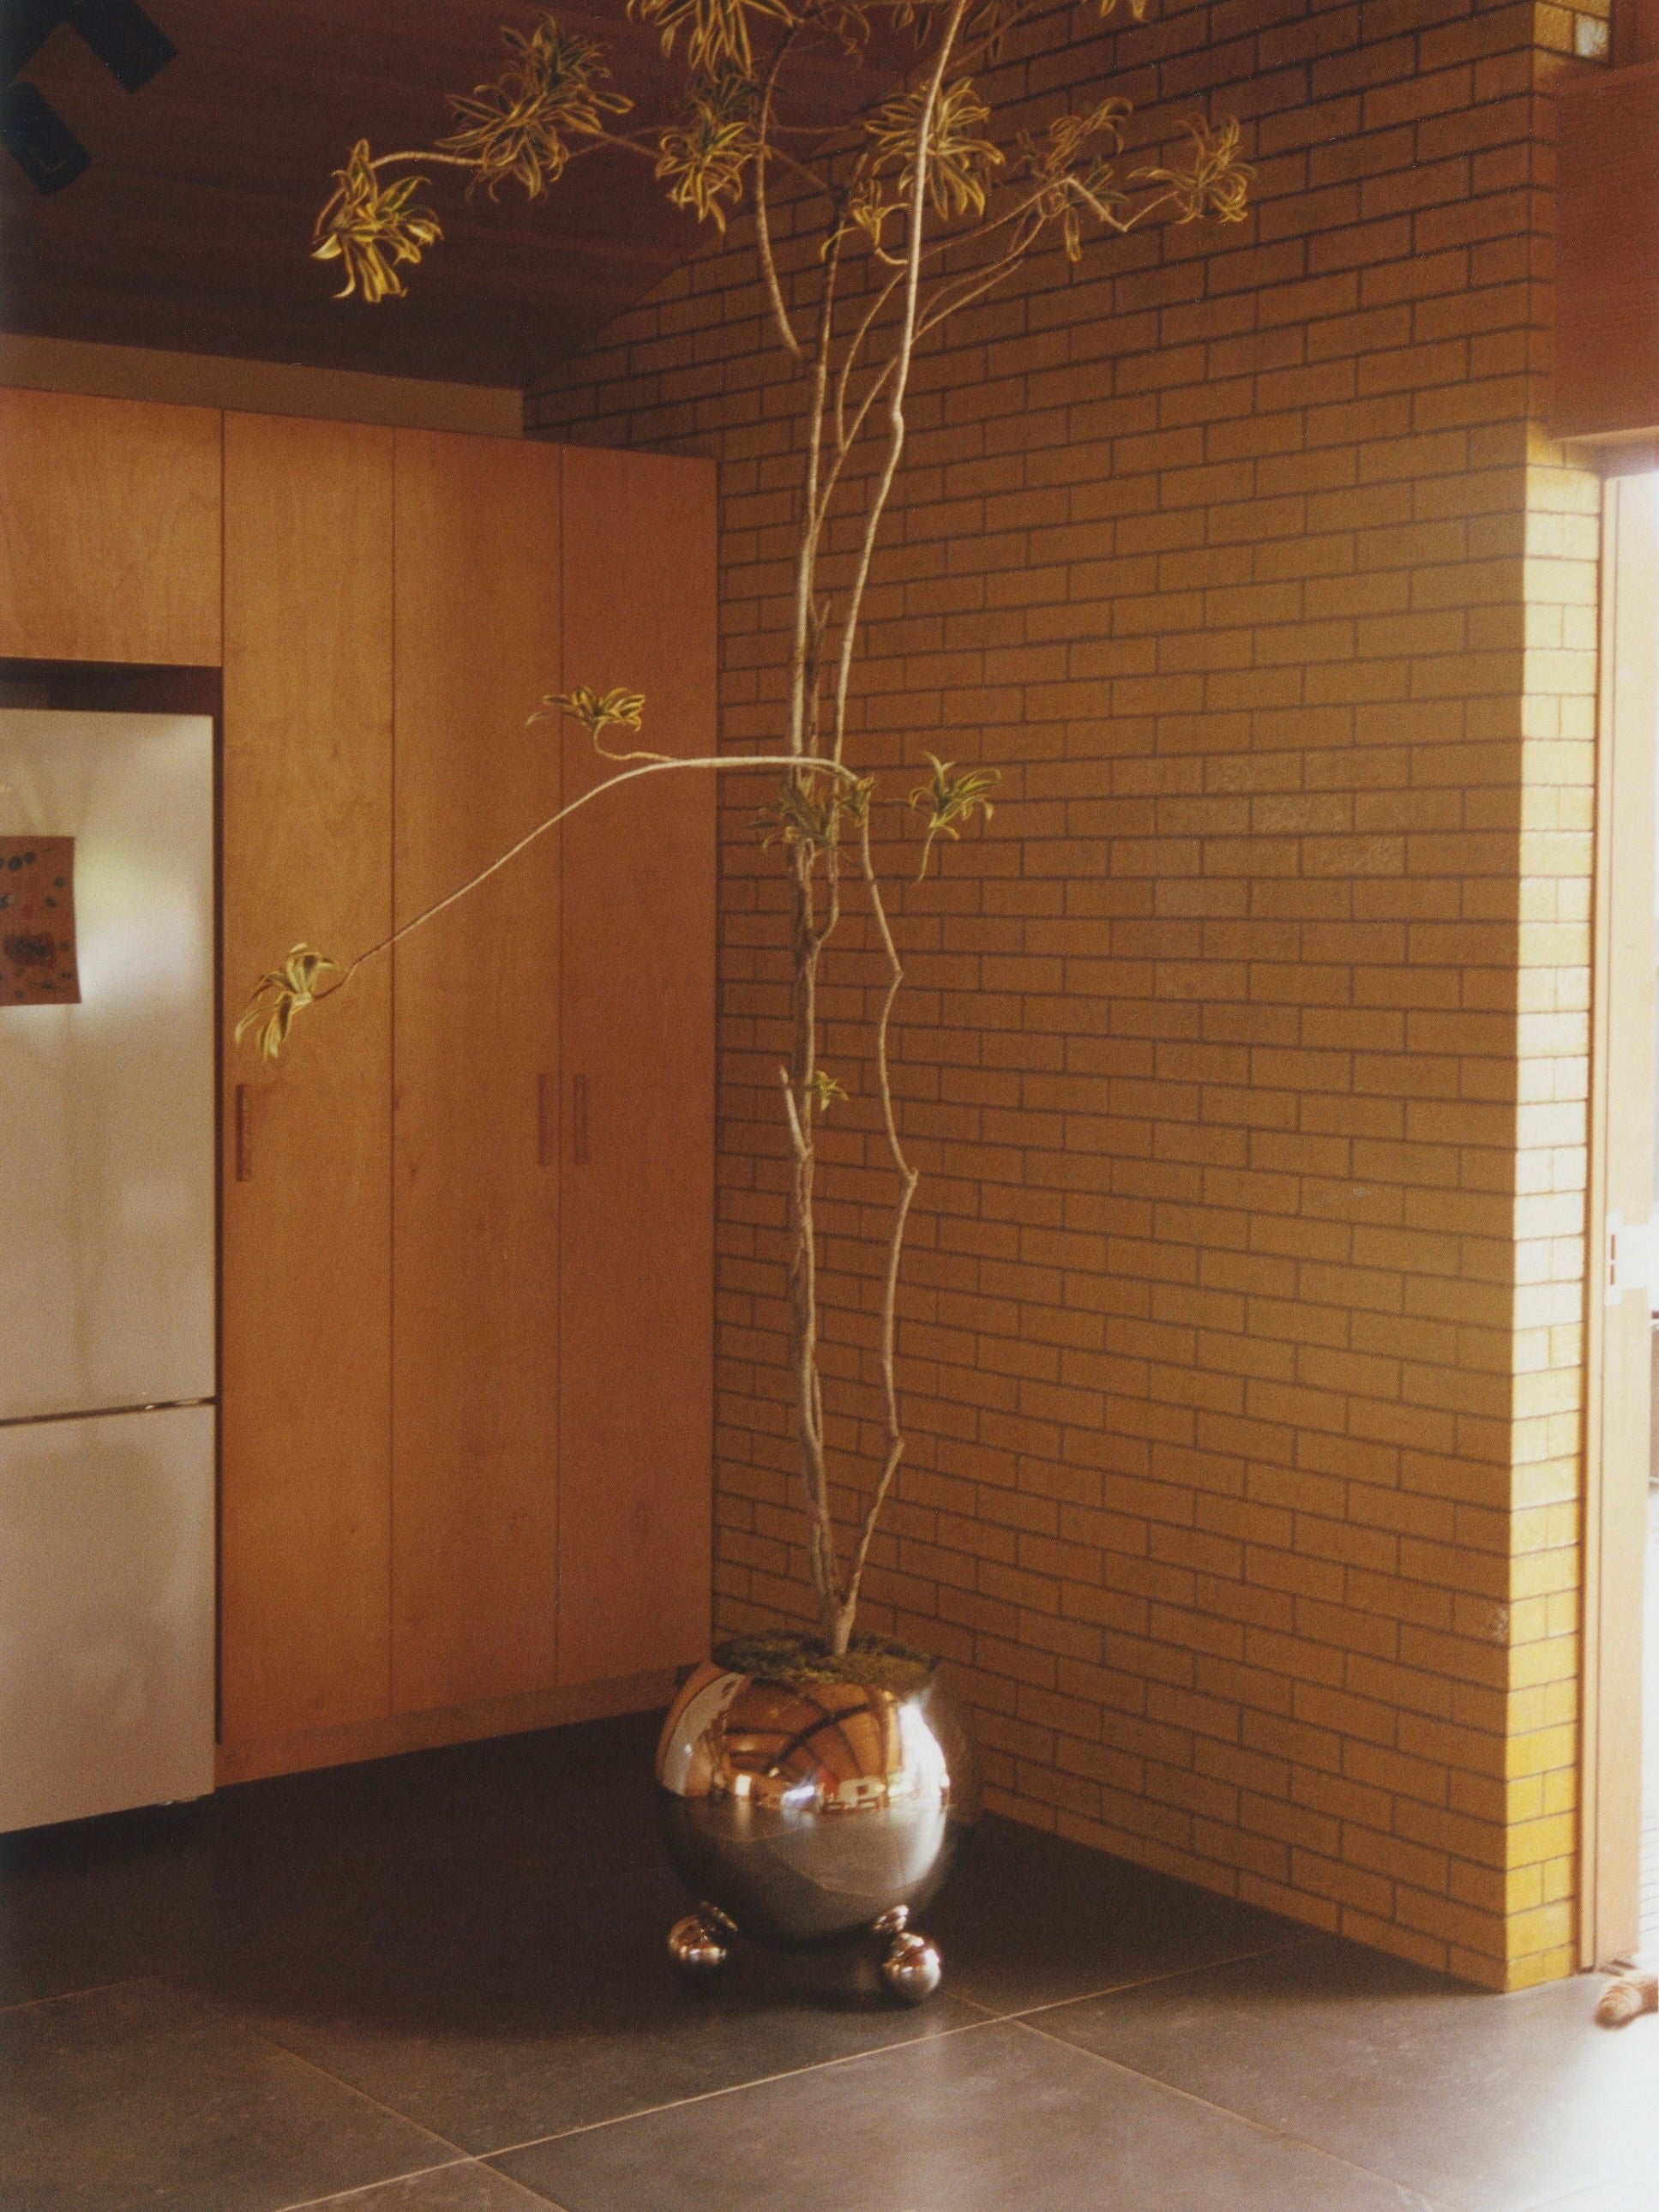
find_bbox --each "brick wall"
[530,0,1605,1990]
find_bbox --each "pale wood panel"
[1582,474,1657,1965]
[0,387,221,664]
[216,1666,676,1786]
[220,412,394,1745]
[391,430,563,1712]
[558,446,716,1683]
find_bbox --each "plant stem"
[826,815,920,1652]
[310,750,853,1007]
[828,0,969,766]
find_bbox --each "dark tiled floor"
[1,1710,1653,2212]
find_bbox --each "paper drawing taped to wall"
[0,838,79,1004]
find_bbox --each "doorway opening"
[1585,469,1659,1971]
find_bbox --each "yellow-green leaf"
[439,15,631,199]
[863,75,1002,226]
[655,67,757,230]
[234,944,339,1062]
[313,141,442,303]
[1132,115,1253,226]
[908,752,1000,880]
[532,684,648,756]
[629,0,791,79]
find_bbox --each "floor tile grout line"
[475,2163,576,2212]
[268,2154,478,2212]
[3,1975,496,2207]
[1007,2010,1476,2212]
[980,1931,1319,2025]
[473,2011,1009,2164]
[218,2004,480,2170]
[0,1970,153,2015]
[271,2152,574,2212]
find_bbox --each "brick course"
[531,0,1605,1988]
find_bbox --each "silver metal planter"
[655,1656,979,2004]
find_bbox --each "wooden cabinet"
[558,448,716,1683]
[0,388,221,664]
[391,431,564,1713]
[213,417,714,1777]
[219,413,396,1746]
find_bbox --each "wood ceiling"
[0,0,893,388]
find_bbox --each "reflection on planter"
[656,1660,979,1978]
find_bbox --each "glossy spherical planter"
[655,1657,979,2004]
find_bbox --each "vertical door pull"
[235,1085,253,1182]
[572,1073,589,1166]
[538,1072,555,1168]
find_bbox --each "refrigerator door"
[0,1404,215,1831]
[0,712,214,1421]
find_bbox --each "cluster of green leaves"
[1136,113,1252,224]
[311,0,1253,312]
[440,16,631,195]
[654,67,758,229]
[848,75,1001,250]
[533,684,649,755]
[754,763,872,857]
[908,753,999,879]
[750,752,997,877]
[1017,96,1129,261]
[312,141,442,302]
[635,0,794,79]
[234,946,337,1062]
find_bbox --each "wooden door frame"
[1581,467,1657,1969]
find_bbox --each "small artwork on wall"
[0,837,80,1005]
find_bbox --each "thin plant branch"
[281,0,1253,1659]
[833,810,919,1638]
[828,0,971,767]
[754,29,807,358]
[312,749,854,1008]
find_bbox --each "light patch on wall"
[0,837,79,1004]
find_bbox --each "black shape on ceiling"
[1,0,175,191]
[0,0,71,82]
[0,76,88,189]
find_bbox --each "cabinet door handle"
[538,1072,554,1169]
[235,1085,253,1182]
[572,1073,589,1166]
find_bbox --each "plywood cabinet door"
[391,430,563,1713]
[0,388,221,665]
[220,413,395,1746]
[558,447,716,1683]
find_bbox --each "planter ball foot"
[875,1907,942,2005]
[667,1904,736,1975]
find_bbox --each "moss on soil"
[712,1628,935,1696]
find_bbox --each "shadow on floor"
[2,1711,1652,2212]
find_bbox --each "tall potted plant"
[240,0,1248,1999]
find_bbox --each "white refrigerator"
[0,710,216,1832]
